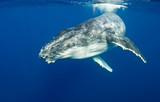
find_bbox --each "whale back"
[56,13,126,38]
[94,13,126,36]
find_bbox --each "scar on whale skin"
[39,13,146,72]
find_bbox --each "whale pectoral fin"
[108,36,147,63]
[93,56,113,72]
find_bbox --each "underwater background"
[0,0,160,102]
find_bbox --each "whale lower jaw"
[58,43,108,59]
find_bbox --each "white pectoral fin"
[108,35,147,63]
[93,56,113,72]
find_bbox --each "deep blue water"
[0,0,160,102]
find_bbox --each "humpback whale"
[39,13,146,72]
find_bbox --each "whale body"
[39,13,146,72]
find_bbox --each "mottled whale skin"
[39,13,146,72]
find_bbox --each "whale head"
[39,42,57,63]
[39,33,78,63]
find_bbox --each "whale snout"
[39,42,62,64]
[39,48,55,63]
[39,52,47,59]
[39,49,49,59]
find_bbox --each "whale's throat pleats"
[107,35,147,63]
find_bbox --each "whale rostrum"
[39,13,146,72]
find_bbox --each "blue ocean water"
[0,0,160,102]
